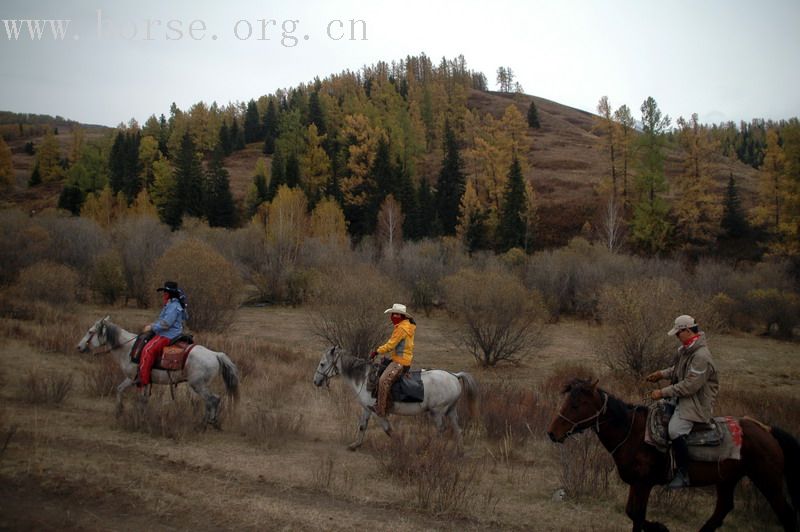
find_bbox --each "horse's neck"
[337,353,368,393]
[108,325,136,363]
[596,406,644,458]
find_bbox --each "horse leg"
[348,407,372,451]
[699,480,737,532]
[748,469,797,531]
[446,408,464,454]
[116,377,133,416]
[625,483,661,532]
[190,381,221,429]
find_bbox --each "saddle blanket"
[645,401,742,462]
[391,370,424,403]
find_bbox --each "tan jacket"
[659,333,718,423]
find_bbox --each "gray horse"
[313,346,479,451]
[77,316,239,427]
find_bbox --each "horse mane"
[102,320,124,348]
[339,350,370,382]
[562,377,642,423]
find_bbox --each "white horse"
[313,346,479,451]
[77,316,239,427]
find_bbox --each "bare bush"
[480,383,555,443]
[595,277,682,377]
[0,209,51,286]
[82,355,120,397]
[113,215,173,306]
[442,268,547,366]
[12,261,80,308]
[557,431,616,500]
[310,264,401,356]
[744,289,800,338]
[35,212,110,278]
[116,392,198,441]
[21,369,73,405]
[154,238,243,332]
[390,238,469,316]
[90,250,127,304]
[239,407,305,447]
[375,429,491,515]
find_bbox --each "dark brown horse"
[547,378,800,532]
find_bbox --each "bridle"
[558,391,609,438]
[83,322,136,355]
[557,390,640,455]
[315,346,342,386]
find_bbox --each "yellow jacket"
[377,319,416,367]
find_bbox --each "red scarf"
[682,333,701,347]
[390,314,404,326]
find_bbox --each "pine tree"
[720,173,748,239]
[151,158,181,229]
[435,119,466,235]
[36,129,63,182]
[527,101,540,129]
[58,182,84,214]
[28,162,41,186]
[497,156,527,251]
[230,118,245,150]
[244,99,261,143]
[268,147,286,201]
[308,91,327,136]
[158,114,169,156]
[174,131,205,220]
[205,144,236,227]
[417,179,437,238]
[285,153,300,189]
[218,122,232,156]
[613,104,635,205]
[262,99,279,155]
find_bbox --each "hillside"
[2,88,761,247]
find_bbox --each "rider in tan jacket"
[647,315,719,488]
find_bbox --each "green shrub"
[90,250,127,304]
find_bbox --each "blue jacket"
[151,298,186,340]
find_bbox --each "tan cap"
[667,315,696,336]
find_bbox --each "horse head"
[547,377,605,443]
[313,346,341,387]
[77,315,111,353]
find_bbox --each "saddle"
[130,333,195,371]
[367,358,425,403]
[645,401,743,462]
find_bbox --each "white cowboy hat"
[667,314,696,336]
[384,303,412,318]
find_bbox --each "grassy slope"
[0,304,795,531]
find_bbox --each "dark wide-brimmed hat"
[156,281,180,294]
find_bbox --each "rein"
[86,326,138,355]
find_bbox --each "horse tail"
[771,426,800,515]
[217,353,240,403]
[455,372,479,419]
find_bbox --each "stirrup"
[667,470,689,489]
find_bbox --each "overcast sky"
[1,0,798,127]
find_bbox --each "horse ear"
[103,315,110,322]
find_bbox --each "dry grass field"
[0,303,797,531]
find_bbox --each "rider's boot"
[668,435,690,489]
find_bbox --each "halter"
[558,391,609,437]
[315,346,341,386]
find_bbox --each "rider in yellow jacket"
[370,303,416,416]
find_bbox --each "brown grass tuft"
[21,368,73,405]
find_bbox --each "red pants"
[139,335,171,386]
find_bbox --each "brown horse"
[547,378,800,532]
